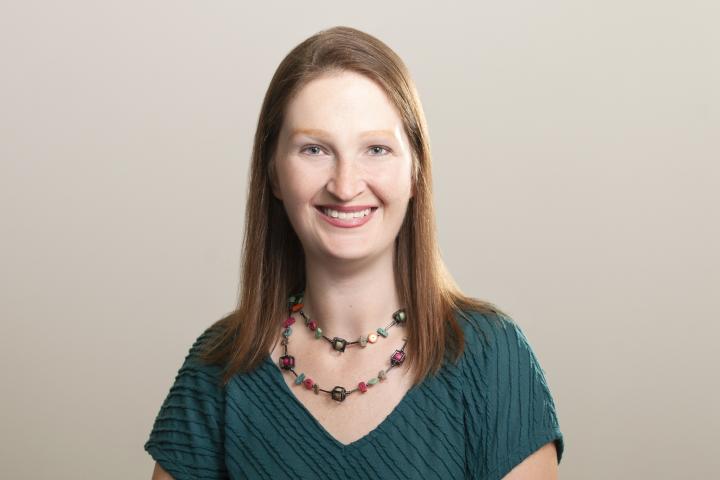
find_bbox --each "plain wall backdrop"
[1,1,718,478]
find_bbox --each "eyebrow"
[290,128,396,139]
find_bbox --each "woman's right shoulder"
[177,323,229,389]
[144,323,229,478]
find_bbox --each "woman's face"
[271,70,414,264]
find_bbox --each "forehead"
[281,71,405,139]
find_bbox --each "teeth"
[322,208,372,219]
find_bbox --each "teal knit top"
[144,309,564,479]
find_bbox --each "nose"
[326,158,365,201]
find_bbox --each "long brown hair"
[200,25,504,387]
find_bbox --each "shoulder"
[144,324,229,478]
[186,324,223,361]
[180,324,227,391]
[455,307,565,475]
[455,308,528,360]
[454,307,552,392]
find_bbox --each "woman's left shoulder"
[455,307,565,477]
[454,307,529,357]
[454,307,555,394]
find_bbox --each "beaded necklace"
[286,291,407,352]
[279,291,408,403]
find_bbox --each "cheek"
[278,167,309,199]
[374,167,413,203]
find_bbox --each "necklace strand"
[286,291,407,352]
[279,292,408,402]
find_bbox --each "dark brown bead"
[332,337,347,352]
[331,386,347,402]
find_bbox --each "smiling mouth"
[315,205,378,220]
[314,206,378,226]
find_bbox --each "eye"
[300,144,391,156]
[300,145,325,155]
[369,145,391,156]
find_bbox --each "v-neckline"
[262,354,420,450]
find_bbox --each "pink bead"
[303,378,314,389]
[283,317,295,328]
[279,354,295,370]
[308,320,317,331]
[391,350,406,366]
[358,382,368,393]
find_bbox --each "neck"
[299,249,403,339]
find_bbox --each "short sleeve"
[461,311,564,479]
[144,327,228,479]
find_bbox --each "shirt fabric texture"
[144,309,565,479]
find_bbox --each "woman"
[144,26,564,479]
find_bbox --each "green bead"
[368,377,379,385]
[315,327,323,338]
[377,327,388,337]
[283,327,292,337]
[295,373,305,385]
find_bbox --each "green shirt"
[144,309,564,479]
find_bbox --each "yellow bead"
[367,333,378,343]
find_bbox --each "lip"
[315,206,377,228]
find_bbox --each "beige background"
[1,1,718,478]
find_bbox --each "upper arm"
[461,311,565,479]
[501,441,559,480]
[143,328,228,479]
[152,461,175,480]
